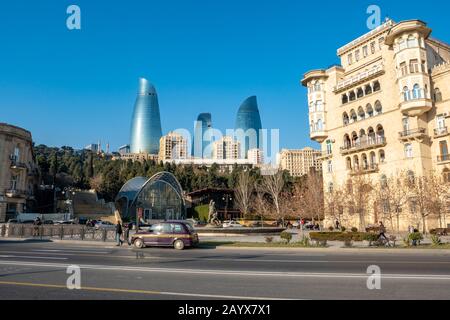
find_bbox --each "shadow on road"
[0,239,53,244]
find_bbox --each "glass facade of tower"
[235,96,263,158]
[192,113,213,158]
[130,78,163,154]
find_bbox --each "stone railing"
[334,64,384,92]
[431,61,450,76]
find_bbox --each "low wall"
[0,223,116,242]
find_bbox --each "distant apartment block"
[277,148,322,177]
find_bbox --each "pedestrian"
[335,220,340,230]
[124,222,132,246]
[33,217,41,237]
[300,218,305,230]
[377,221,387,241]
[115,221,123,246]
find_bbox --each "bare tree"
[325,183,346,228]
[344,173,374,231]
[234,170,254,219]
[261,170,286,225]
[293,173,324,225]
[408,174,431,234]
[426,171,449,229]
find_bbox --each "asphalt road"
[0,239,449,300]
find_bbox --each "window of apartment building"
[348,53,353,65]
[412,84,422,99]
[346,157,352,170]
[12,146,20,162]
[358,106,365,120]
[328,182,334,193]
[421,60,427,73]
[404,143,413,158]
[410,59,420,73]
[379,150,385,163]
[342,94,349,104]
[402,116,410,133]
[400,62,408,76]
[439,141,449,158]
[403,86,410,101]
[327,160,333,173]
[365,84,372,95]
[434,88,443,102]
[366,103,374,117]
[407,35,418,48]
[379,37,385,49]
[374,101,382,114]
[363,46,368,57]
[350,109,357,122]
[380,175,388,189]
[343,112,349,126]
[398,38,406,51]
[357,88,364,99]
[373,81,381,92]
[355,50,360,62]
[443,169,450,183]
[349,91,356,101]
[370,42,376,54]
[315,100,323,111]
[10,175,18,190]
[313,81,322,92]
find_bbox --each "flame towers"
[192,113,213,158]
[235,96,263,158]
[130,78,162,154]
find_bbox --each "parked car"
[54,220,75,225]
[43,220,54,225]
[94,221,115,230]
[131,221,199,250]
[222,220,244,228]
[7,219,18,224]
[20,220,35,224]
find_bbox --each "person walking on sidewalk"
[115,222,123,246]
[124,222,132,246]
[377,221,387,241]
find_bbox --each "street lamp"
[222,194,232,221]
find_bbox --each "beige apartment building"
[277,148,322,177]
[248,148,264,165]
[301,19,450,231]
[0,123,40,222]
[212,136,241,160]
[159,132,188,161]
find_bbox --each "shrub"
[363,233,379,246]
[341,226,346,232]
[328,226,334,231]
[431,234,442,246]
[351,227,358,233]
[265,236,274,244]
[403,236,411,247]
[309,232,369,242]
[298,235,310,247]
[280,231,293,243]
[408,232,424,246]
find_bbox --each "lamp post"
[222,194,232,221]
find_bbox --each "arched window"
[368,127,376,143]
[343,112,349,126]
[434,88,442,102]
[350,109,357,123]
[404,143,413,158]
[379,150,385,163]
[317,119,323,131]
[403,86,410,101]
[353,155,360,170]
[380,175,388,189]
[357,88,364,98]
[310,121,315,132]
[359,129,366,140]
[376,125,385,139]
[373,81,381,92]
[362,154,369,170]
[398,38,406,50]
[366,103,374,117]
[349,91,356,101]
[351,131,359,145]
[374,101,382,114]
[342,94,349,104]
[346,157,352,170]
[412,84,421,99]
[328,182,334,193]
[313,81,321,92]
[309,102,315,112]
[443,168,450,183]
[365,84,373,95]
[358,107,365,120]
[407,35,418,48]
[344,134,351,148]
[407,170,415,186]
[316,100,323,111]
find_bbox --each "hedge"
[309,232,374,242]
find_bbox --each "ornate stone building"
[301,19,450,231]
[0,123,40,222]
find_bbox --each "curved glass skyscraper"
[235,96,263,158]
[130,78,163,154]
[192,113,213,158]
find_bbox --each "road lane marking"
[32,249,110,254]
[0,260,450,281]
[0,255,67,260]
[0,281,292,300]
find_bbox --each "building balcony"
[10,161,27,171]
[333,64,385,93]
[340,137,386,155]
[350,164,379,176]
[5,189,28,199]
[310,130,328,143]
[398,128,427,141]
[317,151,333,160]
[437,154,450,164]
[434,127,449,138]
[400,98,433,116]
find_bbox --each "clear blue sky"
[1,0,449,152]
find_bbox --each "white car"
[222,220,244,228]
[94,221,115,230]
